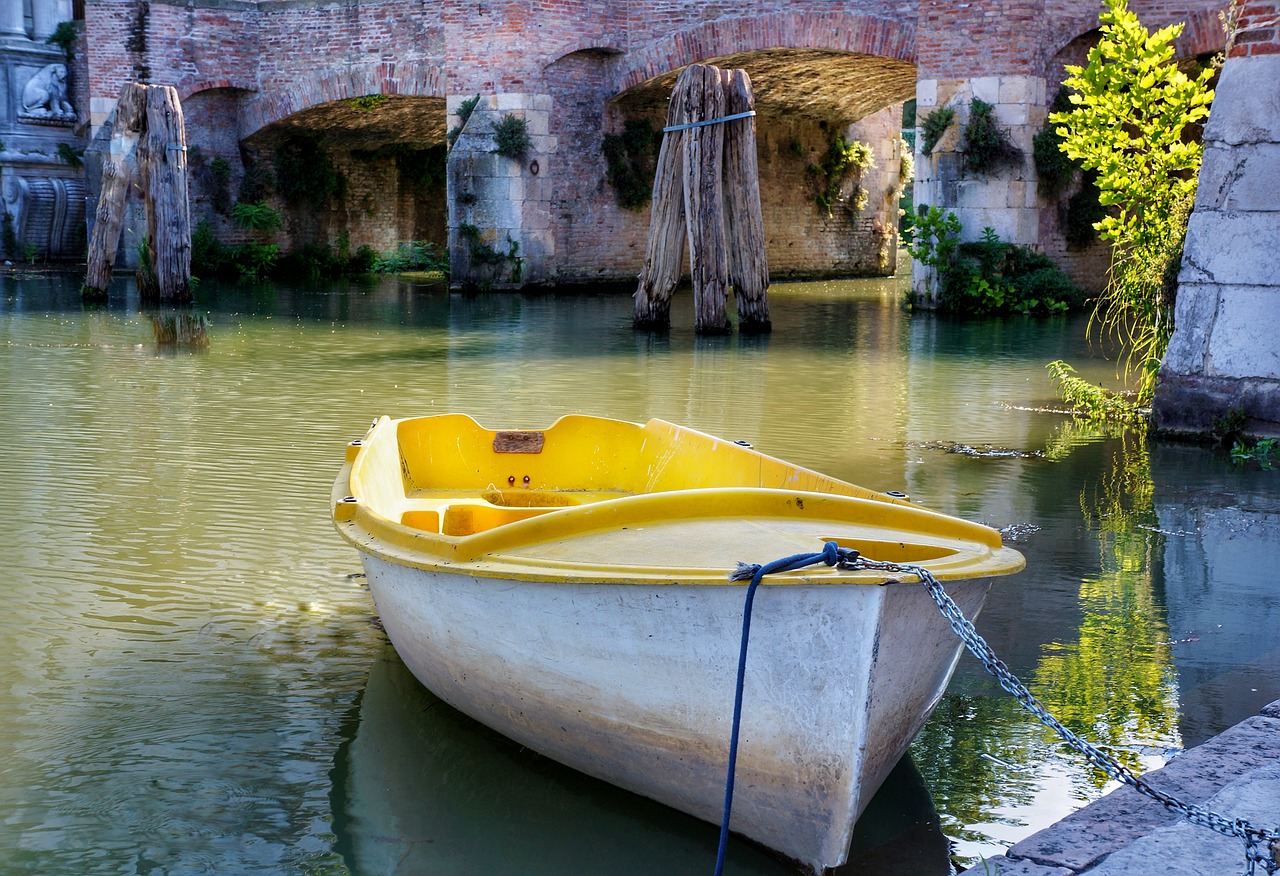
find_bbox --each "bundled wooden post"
[633,64,769,334]
[682,64,730,335]
[633,77,690,328]
[83,83,145,300]
[721,69,770,333]
[83,83,192,304]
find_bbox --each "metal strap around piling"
[663,110,755,133]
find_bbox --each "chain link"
[841,555,1280,876]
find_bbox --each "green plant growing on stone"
[209,156,232,214]
[919,107,954,155]
[56,142,82,169]
[602,119,659,210]
[1,212,16,258]
[345,94,390,111]
[1033,89,1079,198]
[47,20,79,56]
[907,208,1081,315]
[459,223,522,283]
[375,240,449,276]
[447,94,482,148]
[274,134,343,208]
[231,201,282,233]
[1049,0,1215,405]
[1065,171,1107,247]
[492,114,532,162]
[963,99,1021,172]
[904,204,961,301]
[807,135,875,216]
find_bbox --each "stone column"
[0,0,28,40]
[33,0,74,40]
[1154,4,1280,436]
[446,93,557,289]
[911,74,1046,306]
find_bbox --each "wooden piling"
[634,73,690,329]
[83,83,192,304]
[138,86,192,304]
[633,63,769,334]
[682,64,730,335]
[721,68,770,333]
[82,83,145,300]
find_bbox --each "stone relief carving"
[19,64,75,124]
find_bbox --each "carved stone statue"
[20,64,75,122]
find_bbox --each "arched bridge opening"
[181,80,447,276]
[599,48,917,281]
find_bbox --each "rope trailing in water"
[713,540,858,876]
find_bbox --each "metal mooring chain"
[839,554,1280,876]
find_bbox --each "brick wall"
[77,0,1235,286]
[1230,0,1280,56]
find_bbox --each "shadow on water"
[329,647,951,876]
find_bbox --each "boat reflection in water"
[330,647,952,876]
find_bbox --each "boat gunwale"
[332,414,1025,585]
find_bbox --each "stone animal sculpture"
[21,64,75,121]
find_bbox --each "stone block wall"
[1155,6,1280,436]
[447,93,557,288]
[911,74,1046,304]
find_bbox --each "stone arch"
[240,59,446,140]
[545,40,625,69]
[611,11,916,95]
[1042,4,1228,79]
[177,78,257,102]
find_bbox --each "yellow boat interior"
[332,413,1025,583]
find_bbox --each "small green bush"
[807,135,875,216]
[492,114,532,161]
[919,107,954,155]
[56,143,83,169]
[907,208,1081,316]
[274,135,343,208]
[447,94,482,148]
[602,119,659,210]
[375,240,448,275]
[963,99,1021,173]
[230,201,282,232]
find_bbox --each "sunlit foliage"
[1049,0,1215,404]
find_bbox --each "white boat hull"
[360,552,990,873]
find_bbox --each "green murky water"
[1,272,1276,874]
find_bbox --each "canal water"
[1,272,1277,875]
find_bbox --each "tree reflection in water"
[912,419,1181,870]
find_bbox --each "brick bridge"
[80,0,1228,291]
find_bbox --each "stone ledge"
[961,712,1280,874]
[1154,373,1280,438]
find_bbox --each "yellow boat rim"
[332,413,1026,586]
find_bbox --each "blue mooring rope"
[714,541,858,876]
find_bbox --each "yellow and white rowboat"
[332,413,1023,872]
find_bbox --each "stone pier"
[1155,3,1280,438]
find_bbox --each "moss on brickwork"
[602,119,658,210]
[274,134,344,209]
